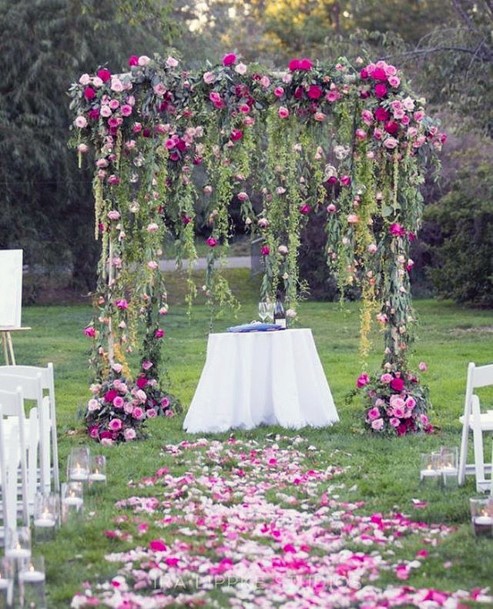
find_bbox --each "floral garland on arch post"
[69,51,445,442]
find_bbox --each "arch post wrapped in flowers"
[69,52,444,442]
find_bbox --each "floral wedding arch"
[69,52,445,443]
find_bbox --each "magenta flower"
[115,299,128,310]
[222,53,237,66]
[307,85,323,99]
[128,55,139,66]
[97,68,111,83]
[278,106,289,119]
[389,223,406,237]
[206,236,217,248]
[154,329,165,339]
[84,326,96,338]
[260,245,270,256]
[83,86,96,100]
[112,396,124,409]
[374,83,388,98]
[356,373,370,388]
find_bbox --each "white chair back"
[0,388,29,537]
[0,364,59,492]
[0,373,50,498]
[458,362,493,492]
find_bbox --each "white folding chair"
[458,362,493,492]
[0,374,50,500]
[0,388,29,539]
[0,364,59,492]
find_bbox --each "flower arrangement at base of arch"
[85,362,177,445]
[353,363,433,436]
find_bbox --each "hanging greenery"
[69,52,445,442]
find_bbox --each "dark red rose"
[88,108,100,120]
[97,68,111,83]
[222,53,237,66]
[359,68,369,80]
[83,87,96,100]
[104,389,118,403]
[299,58,313,70]
[288,58,301,71]
[384,121,399,135]
[372,67,387,81]
[374,83,388,99]
[294,87,304,100]
[374,107,390,122]
[136,376,148,389]
[326,176,339,185]
[390,377,405,392]
[307,85,323,100]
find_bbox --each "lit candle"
[5,545,30,559]
[70,464,88,481]
[89,472,107,482]
[33,517,56,528]
[19,570,45,583]
[63,496,83,508]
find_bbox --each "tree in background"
[0,0,176,295]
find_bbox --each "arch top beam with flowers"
[69,51,445,442]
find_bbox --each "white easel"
[0,250,31,364]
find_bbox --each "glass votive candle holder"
[4,527,31,561]
[33,493,59,542]
[420,452,441,484]
[67,447,90,482]
[470,497,493,538]
[61,482,84,524]
[439,446,459,488]
[0,557,14,609]
[18,556,46,609]
[88,455,107,491]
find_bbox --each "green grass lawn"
[10,270,493,607]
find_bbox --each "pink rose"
[108,418,123,431]
[203,71,215,84]
[356,373,370,388]
[84,326,96,338]
[146,408,158,418]
[123,428,137,441]
[260,245,270,256]
[371,418,384,431]
[274,87,284,98]
[390,417,400,428]
[383,137,399,149]
[367,407,380,420]
[154,329,165,339]
[132,407,145,420]
[380,373,393,384]
[278,106,289,119]
[142,360,153,371]
[326,203,337,213]
[113,396,124,409]
[107,210,120,221]
[418,361,428,372]
[206,236,218,247]
[115,299,128,310]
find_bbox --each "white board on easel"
[0,249,23,328]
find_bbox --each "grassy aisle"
[11,271,493,607]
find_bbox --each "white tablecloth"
[183,328,339,433]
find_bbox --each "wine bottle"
[273,292,287,328]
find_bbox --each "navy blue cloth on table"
[227,323,285,333]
